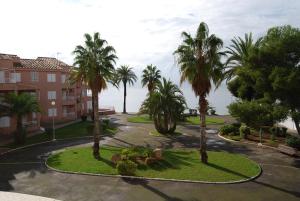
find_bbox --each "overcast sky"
[1,0,300,112]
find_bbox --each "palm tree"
[174,22,224,163]
[224,33,262,80]
[141,78,186,134]
[72,32,117,158]
[4,92,40,144]
[114,65,137,113]
[141,64,161,93]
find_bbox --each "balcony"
[62,96,76,105]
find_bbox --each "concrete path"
[0,114,300,201]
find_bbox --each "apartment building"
[0,53,92,135]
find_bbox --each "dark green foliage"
[286,136,300,149]
[239,125,250,139]
[102,119,110,130]
[219,125,238,135]
[121,146,153,161]
[81,115,87,121]
[116,160,137,176]
[225,25,300,135]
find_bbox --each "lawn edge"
[217,132,280,151]
[45,149,262,185]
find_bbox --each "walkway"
[0,114,299,201]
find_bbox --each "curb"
[45,150,262,185]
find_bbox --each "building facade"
[0,53,92,136]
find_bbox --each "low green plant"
[116,160,137,176]
[286,136,300,149]
[219,125,238,135]
[269,127,276,141]
[240,124,250,139]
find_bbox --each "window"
[87,101,92,110]
[61,74,66,83]
[48,108,57,117]
[0,116,10,128]
[0,71,4,83]
[32,112,36,119]
[10,73,21,83]
[47,73,56,82]
[31,72,39,82]
[47,91,56,100]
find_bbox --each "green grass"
[149,130,182,137]
[184,116,224,125]
[127,115,153,123]
[47,146,260,182]
[5,121,118,149]
[127,115,224,125]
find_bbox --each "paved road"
[0,114,300,201]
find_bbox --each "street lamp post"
[51,100,56,141]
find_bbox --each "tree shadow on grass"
[208,162,300,198]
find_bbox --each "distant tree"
[174,22,224,163]
[141,64,161,93]
[72,32,117,157]
[141,78,186,134]
[114,65,137,114]
[4,93,40,144]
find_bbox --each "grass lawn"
[47,146,260,182]
[5,121,118,149]
[128,114,224,125]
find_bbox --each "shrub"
[232,122,241,129]
[45,127,53,135]
[240,125,250,139]
[116,160,137,176]
[81,115,87,122]
[219,125,238,135]
[121,146,153,161]
[102,119,110,130]
[281,127,288,137]
[286,136,300,149]
[269,127,276,141]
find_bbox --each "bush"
[219,125,238,135]
[281,127,288,137]
[269,127,276,141]
[240,125,250,139]
[102,118,110,130]
[81,115,87,122]
[286,136,300,149]
[45,127,53,135]
[116,160,137,176]
[121,146,153,161]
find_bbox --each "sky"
[1,0,300,113]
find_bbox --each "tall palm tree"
[141,78,186,134]
[72,32,117,158]
[4,92,40,144]
[141,64,161,93]
[224,33,262,80]
[174,22,224,163]
[114,65,137,113]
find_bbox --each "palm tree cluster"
[141,78,186,134]
[4,93,40,144]
[72,32,117,158]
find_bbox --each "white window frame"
[0,116,10,128]
[0,71,4,83]
[47,91,56,100]
[47,73,56,82]
[48,108,57,117]
[61,74,66,83]
[31,71,39,82]
[10,72,21,83]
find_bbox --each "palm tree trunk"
[199,95,208,164]
[15,115,23,145]
[92,89,100,158]
[123,81,127,114]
